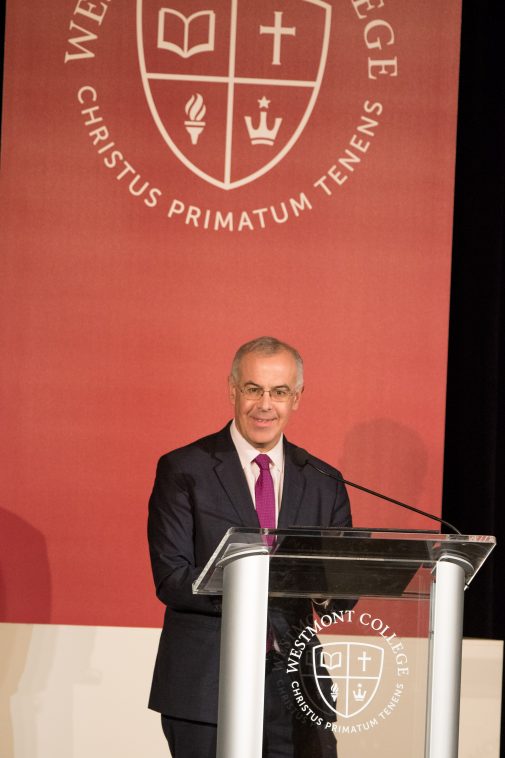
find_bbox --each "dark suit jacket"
[147,423,352,722]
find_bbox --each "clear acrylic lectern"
[193,528,496,758]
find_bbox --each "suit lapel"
[278,440,306,528]
[212,426,260,527]
[211,427,306,528]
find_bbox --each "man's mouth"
[250,416,276,425]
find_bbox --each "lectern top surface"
[193,527,496,598]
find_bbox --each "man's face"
[229,350,302,451]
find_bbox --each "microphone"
[292,449,461,534]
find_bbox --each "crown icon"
[353,683,367,702]
[245,99,282,145]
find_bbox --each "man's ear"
[292,385,304,410]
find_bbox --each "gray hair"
[230,336,304,390]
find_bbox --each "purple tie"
[254,454,276,531]
[254,453,276,652]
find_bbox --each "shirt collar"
[230,420,284,471]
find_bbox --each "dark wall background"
[442,0,505,743]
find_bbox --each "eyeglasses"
[237,385,297,403]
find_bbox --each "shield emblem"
[313,642,384,718]
[137,0,332,189]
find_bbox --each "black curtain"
[443,0,505,742]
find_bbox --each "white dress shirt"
[229,420,284,524]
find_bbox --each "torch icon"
[184,93,206,145]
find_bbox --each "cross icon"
[358,650,372,671]
[259,11,296,66]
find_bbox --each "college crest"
[137,0,332,189]
[313,642,384,718]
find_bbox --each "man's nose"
[258,390,273,409]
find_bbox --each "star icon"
[258,96,271,109]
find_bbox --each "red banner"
[0,0,461,626]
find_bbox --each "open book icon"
[320,650,343,670]
[157,9,216,58]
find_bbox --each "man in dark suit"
[148,336,352,757]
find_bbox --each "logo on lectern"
[313,642,384,718]
[279,608,412,736]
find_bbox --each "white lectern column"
[426,556,470,758]
[216,548,269,758]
